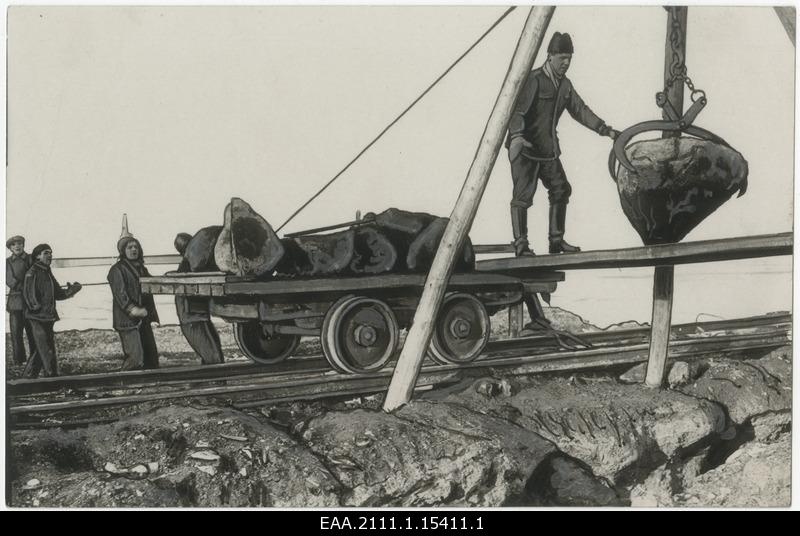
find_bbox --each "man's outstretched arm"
[567,86,618,139]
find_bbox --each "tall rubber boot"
[510,206,535,256]
[548,203,581,254]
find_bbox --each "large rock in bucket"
[214,198,284,276]
[616,138,748,245]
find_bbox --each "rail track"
[7,313,791,427]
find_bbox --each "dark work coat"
[506,67,607,160]
[6,252,31,312]
[23,262,69,322]
[107,259,159,330]
[174,258,211,324]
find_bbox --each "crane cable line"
[275,6,519,233]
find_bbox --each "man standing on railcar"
[507,32,619,256]
[22,244,82,378]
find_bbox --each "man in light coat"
[6,236,35,365]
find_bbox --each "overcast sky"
[5,5,794,258]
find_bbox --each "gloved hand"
[66,282,83,296]
[509,137,533,161]
[130,306,149,319]
[600,125,620,140]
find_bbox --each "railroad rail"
[8,313,791,427]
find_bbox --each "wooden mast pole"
[383,6,556,412]
[774,6,796,47]
[645,6,687,388]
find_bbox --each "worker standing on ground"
[107,236,160,370]
[22,244,82,377]
[6,236,35,365]
[173,232,224,365]
[507,32,619,256]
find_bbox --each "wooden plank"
[521,282,557,294]
[52,254,182,269]
[210,285,225,297]
[645,266,674,387]
[474,244,516,255]
[383,6,556,412]
[140,283,157,294]
[774,6,796,46]
[520,271,565,282]
[142,270,562,298]
[223,272,526,296]
[141,273,227,285]
[209,302,258,319]
[476,232,792,273]
[508,302,524,338]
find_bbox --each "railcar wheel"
[428,293,490,365]
[321,296,399,374]
[234,322,300,365]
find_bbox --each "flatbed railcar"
[140,270,563,374]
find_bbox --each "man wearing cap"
[507,32,619,256]
[107,236,160,370]
[173,232,224,365]
[22,244,82,378]
[6,236,35,365]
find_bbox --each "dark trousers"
[181,321,224,365]
[23,320,57,378]
[8,310,35,364]
[510,155,571,208]
[118,323,159,371]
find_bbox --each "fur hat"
[547,32,574,54]
[6,235,24,249]
[31,243,52,260]
[117,236,143,259]
[174,233,192,255]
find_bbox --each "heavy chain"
[664,6,706,103]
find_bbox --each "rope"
[275,6,518,233]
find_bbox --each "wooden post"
[646,6,687,388]
[645,265,674,387]
[508,302,524,338]
[774,6,796,47]
[382,6,555,412]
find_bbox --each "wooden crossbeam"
[476,232,792,274]
[141,272,564,298]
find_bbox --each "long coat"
[6,252,32,312]
[23,261,69,322]
[507,67,607,160]
[107,259,159,330]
